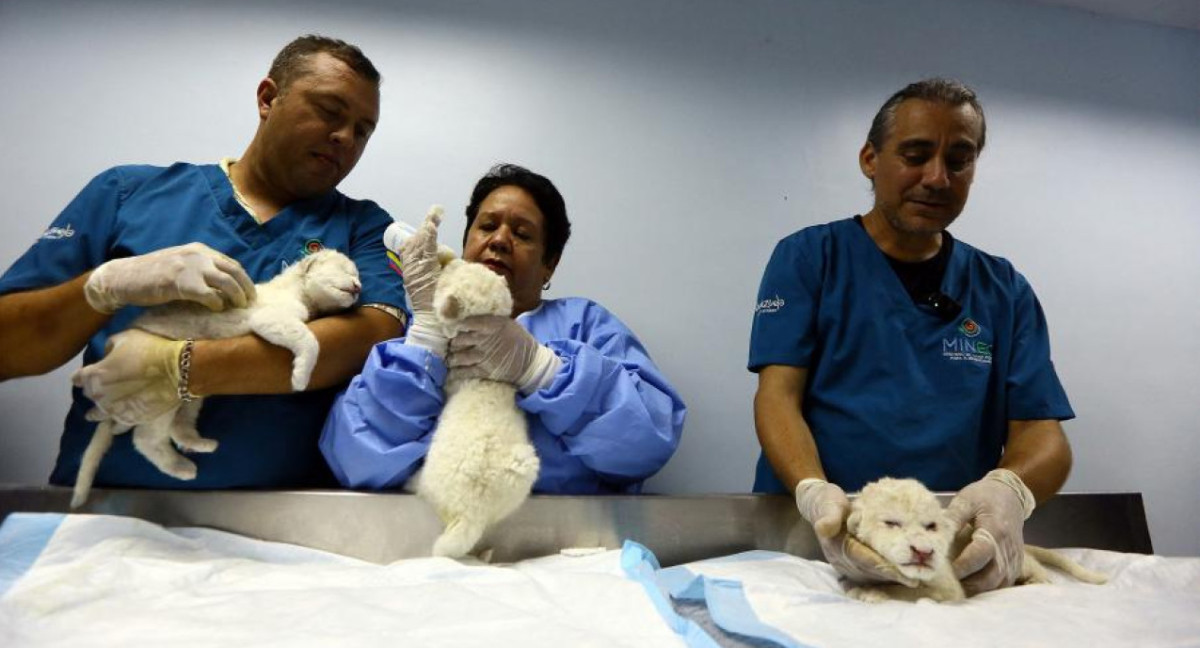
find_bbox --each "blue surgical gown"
[748,217,1074,493]
[320,297,687,494]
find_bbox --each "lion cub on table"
[844,477,1108,603]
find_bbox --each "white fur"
[71,250,361,508]
[845,477,964,602]
[416,259,540,558]
[845,477,1108,603]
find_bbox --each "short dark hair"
[867,78,986,152]
[268,34,381,92]
[464,164,571,265]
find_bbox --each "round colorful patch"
[959,318,981,338]
[304,239,324,255]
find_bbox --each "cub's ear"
[439,295,462,321]
[294,252,321,274]
[846,509,863,535]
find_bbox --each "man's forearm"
[0,273,110,380]
[999,419,1073,504]
[755,399,826,491]
[754,366,825,492]
[188,307,402,396]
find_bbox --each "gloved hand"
[71,329,187,426]
[945,468,1035,596]
[400,206,449,357]
[796,478,919,587]
[447,315,561,394]
[84,242,256,314]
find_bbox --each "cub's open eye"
[925,523,938,532]
[884,520,901,528]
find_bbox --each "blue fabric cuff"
[517,340,601,433]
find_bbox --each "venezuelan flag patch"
[387,250,403,276]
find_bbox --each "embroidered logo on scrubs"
[282,240,330,272]
[39,224,75,240]
[943,316,992,365]
[755,295,785,315]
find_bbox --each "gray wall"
[1,0,1197,555]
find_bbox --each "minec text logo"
[39,224,75,240]
[755,295,785,315]
[943,317,992,364]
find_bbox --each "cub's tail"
[1025,545,1109,584]
[432,516,488,559]
[71,419,125,508]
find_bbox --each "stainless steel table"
[0,486,1152,565]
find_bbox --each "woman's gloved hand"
[84,242,256,314]
[399,206,449,357]
[71,329,187,426]
[447,315,561,394]
[795,478,919,587]
[946,468,1035,596]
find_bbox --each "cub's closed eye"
[925,523,938,532]
[885,520,901,528]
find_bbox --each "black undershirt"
[853,214,954,304]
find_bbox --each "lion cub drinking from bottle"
[844,477,1107,603]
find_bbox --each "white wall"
[1,0,1196,555]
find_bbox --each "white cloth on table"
[0,513,696,648]
[656,548,1200,648]
[5,512,1198,648]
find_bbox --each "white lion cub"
[416,259,540,558]
[71,249,362,508]
[845,477,1108,603]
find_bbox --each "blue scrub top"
[748,217,1074,493]
[0,163,406,489]
[320,297,687,494]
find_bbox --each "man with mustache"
[749,79,1074,596]
[0,35,405,490]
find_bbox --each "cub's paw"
[847,586,891,603]
[177,437,219,454]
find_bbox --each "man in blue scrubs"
[0,35,406,489]
[750,79,1074,595]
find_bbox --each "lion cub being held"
[844,477,1108,603]
[415,259,540,559]
[71,249,362,508]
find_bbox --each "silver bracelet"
[177,338,195,402]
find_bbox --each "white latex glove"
[399,206,449,357]
[447,315,561,394]
[795,478,919,587]
[945,468,1035,596]
[71,329,186,426]
[84,242,256,314]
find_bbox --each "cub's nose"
[910,547,934,564]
